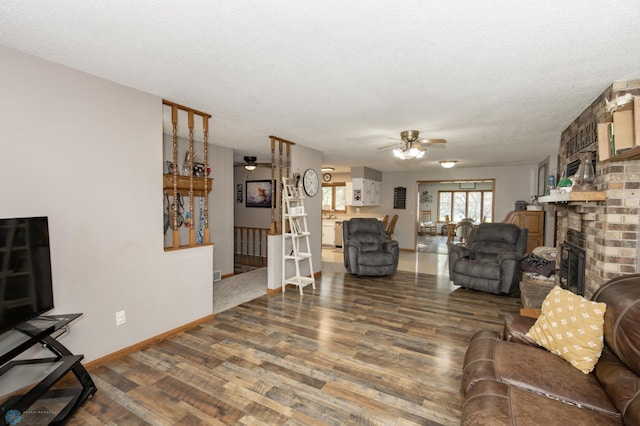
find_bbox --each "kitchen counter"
[322,215,383,247]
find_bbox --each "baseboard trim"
[83,314,215,371]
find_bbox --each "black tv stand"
[0,314,96,425]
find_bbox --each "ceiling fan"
[378,130,446,159]
[234,156,271,171]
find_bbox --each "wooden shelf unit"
[162,174,213,197]
[600,145,640,163]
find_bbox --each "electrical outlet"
[115,310,126,326]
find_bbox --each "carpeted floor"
[213,267,267,314]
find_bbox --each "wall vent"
[213,270,222,282]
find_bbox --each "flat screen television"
[0,216,55,335]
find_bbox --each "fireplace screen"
[559,230,586,296]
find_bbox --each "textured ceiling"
[1,1,639,172]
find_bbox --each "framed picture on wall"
[246,180,275,208]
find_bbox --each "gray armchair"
[343,218,399,276]
[448,223,528,294]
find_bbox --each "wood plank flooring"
[67,269,521,425]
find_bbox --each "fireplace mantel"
[538,191,606,204]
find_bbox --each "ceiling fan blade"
[377,142,403,151]
[418,138,447,144]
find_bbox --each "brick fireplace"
[553,80,640,298]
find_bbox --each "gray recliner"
[343,218,399,276]
[448,223,527,294]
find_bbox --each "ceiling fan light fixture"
[440,160,457,168]
[393,145,425,160]
[243,155,257,171]
[393,148,405,159]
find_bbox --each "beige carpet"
[213,267,267,314]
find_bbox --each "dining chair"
[385,214,398,240]
[456,218,475,245]
[445,215,457,244]
[381,214,389,230]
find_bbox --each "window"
[322,183,346,212]
[439,190,493,222]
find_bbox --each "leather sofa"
[460,274,640,425]
[448,222,528,294]
[343,218,399,276]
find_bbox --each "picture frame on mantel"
[246,180,275,208]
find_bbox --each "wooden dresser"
[503,210,544,253]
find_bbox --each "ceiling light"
[440,160,457,168]
[321,167,335,172]
[393,146,425,160]
[243,155,257,171]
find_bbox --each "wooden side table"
[520,308,541,318]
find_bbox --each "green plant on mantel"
[558,177,573,188]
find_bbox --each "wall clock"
[323,173,332,182]
[303,168,319,197]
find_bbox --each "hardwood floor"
[68,268,521,425]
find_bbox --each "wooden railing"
[163,99,212,250]
[234,227,269,267]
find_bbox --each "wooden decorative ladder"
[281,177,315,294]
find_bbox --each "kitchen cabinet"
[345,182,353,205]
[502,210,544,253]
[335,221,343,247]
[350,178,381,206]
[322,220,335,246]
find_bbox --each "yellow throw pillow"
[526,286,607,374]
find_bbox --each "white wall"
[0,45,220,362]
[366,165,538,249]
[233,166,275,229]
[209,145,235,275]
[292,145,323,273]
